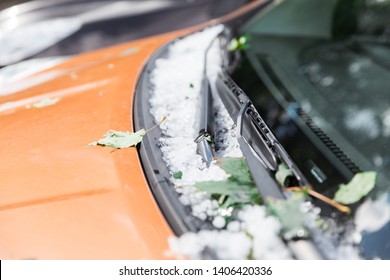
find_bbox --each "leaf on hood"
[88,116,166,149]
[334,171,377,205]
[27,97,61,108]
[88,129,146,149]
[267,192,309,240]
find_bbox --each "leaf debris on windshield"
[195,157,261,209]
[334,171,377,205]
[275,163,293,187]
[267,192,309,240]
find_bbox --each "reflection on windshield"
[300,41,390,180]
[235,0,390,259]
[239,0,390,186]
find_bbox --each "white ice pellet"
[212,216,226,229]
[227,221,241,232]
[168,233,204,259]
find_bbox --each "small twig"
[286,187,351,215]
[145,115,167,133]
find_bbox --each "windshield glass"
[232,0,390,259]
[237,0,390,192]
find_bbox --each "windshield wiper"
[194,33,222,166]
[198,30,309,198]
[198,31,323,259]
[215,71,310,199]
[214,69,323,260]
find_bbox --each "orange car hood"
[0,0,269,260]
[0,32,185,260]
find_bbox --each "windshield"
[235,0,390,191]
[231,0,390,259]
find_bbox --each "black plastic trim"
[133,0,273,237]
[258,55,361,176]
[133,41,211,235]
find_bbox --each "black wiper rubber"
[237,99,285,200]
[216,71,309,186]
[195,34,221,166]
[216,72,278,171]
[195,75,215,166]
[215,71,283,200]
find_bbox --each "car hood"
[0,32,186,259]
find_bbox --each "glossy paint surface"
[0,0,269,259]
[0,33,183,259]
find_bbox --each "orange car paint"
[0,0,268,259]
[0,33,184,260]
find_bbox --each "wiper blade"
[194,33,222,166]
[236,98,285,199]
[195,74,215,166]
[215,72,309,196]
[215,70,323,260]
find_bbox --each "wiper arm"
[236,97,285,199]
[194,73,214,166]
[215,71,309,198]
[215,70,323,260]
[200,30,312,198]
[194,32,223,166]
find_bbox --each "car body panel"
[0,33,186,259]
[0,0,271,259]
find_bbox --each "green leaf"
[195,157,262,209]
[227,35,250,52]
[173,171,183,179]
[196,180,254,196]
[275,163,293,186]
[27,97,61,108]
[195,158,262,208]
[218,158,253,184]
[88,129,146,149]
[267,192,309,240]
[314,218,329,231]
[227,38,239,52]
[189,83,194,88]
[196,180,259,207]
[88,116,166,149]
[334,171,377,205]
